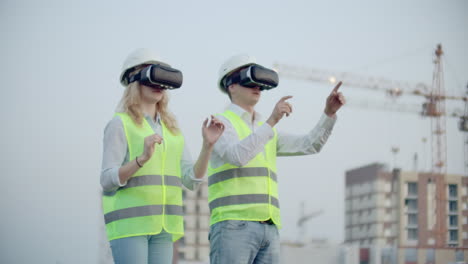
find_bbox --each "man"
[208,54,345,264]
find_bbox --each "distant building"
[178,182,210,263]
[344,163,468,263]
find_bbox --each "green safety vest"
[208,110,281,228]
[102,113,185,242]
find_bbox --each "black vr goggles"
[129,64,183,89]
[223,64,279,90]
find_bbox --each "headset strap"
[128,71,142,84]
[224,71,242,88]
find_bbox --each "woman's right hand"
[139,134,163,163]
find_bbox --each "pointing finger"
[280,95,293,102]
[332,81,342,93]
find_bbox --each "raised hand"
[324,81,345,117]
[140,134,163,162]
[266,95,293,127]
[202,115,225,148]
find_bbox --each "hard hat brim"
[218,62,255,94]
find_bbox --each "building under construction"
[177,182,210,263]
[345,163,468,263]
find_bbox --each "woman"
[100,48,224,264]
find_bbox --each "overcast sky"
[1,0,467,263]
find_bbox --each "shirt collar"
[143,113,161,125]
[227,103,262,124]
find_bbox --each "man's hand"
[267,96,293,127]
[324,81,345,117]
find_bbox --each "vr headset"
[223,64,279,90]
[129,64,183,89]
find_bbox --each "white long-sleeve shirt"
[100,114,203,193]
[210,104,336,169]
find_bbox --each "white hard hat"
[120,48,170,86]
[217,54,256,93]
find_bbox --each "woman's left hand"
[202,115,225,148]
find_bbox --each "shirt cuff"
[182,168,204,191]
[319,113,337,129]
[190,174,205,182]
[112,167,127,187]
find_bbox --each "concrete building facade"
[178,182,210,262]
[345,163,468,263]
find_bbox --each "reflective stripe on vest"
[208,110,281,228]
[121,175,182,189]
[104,204,184,224]
[208,167,277,186]
[209,194,280,211]
[102,113,185,242]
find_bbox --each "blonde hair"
[117,68,180,134]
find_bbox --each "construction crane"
[274,44,467,175]
[345,98,464,118]
[461,84,468,177]
[274,44,468,248]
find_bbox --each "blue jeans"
[209,220,280,264]
[110,231,173,264]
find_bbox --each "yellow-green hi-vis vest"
[208,110,281,228]
[102,113,185,242]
